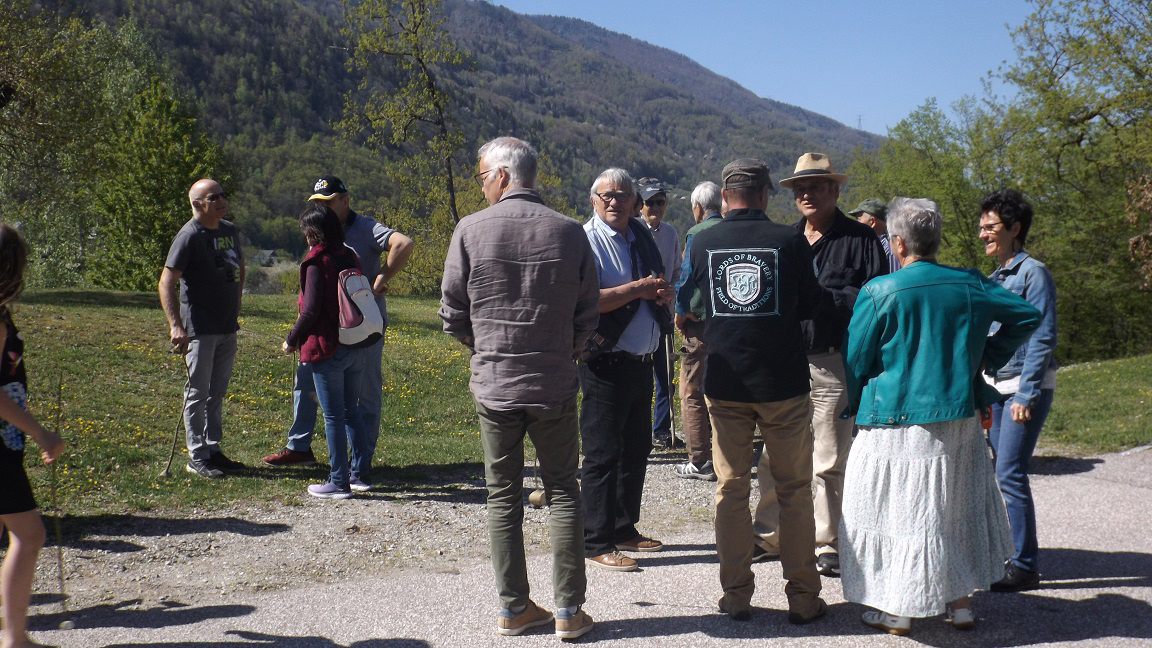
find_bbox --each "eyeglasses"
[978,221,1004,234]
[473,167,500,188]
[200,192,227,203]
[645,198,667,208]
[596,191,632,204]
[790,182,827,197]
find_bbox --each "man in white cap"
[757,153,887,577]
[262,176,413,493]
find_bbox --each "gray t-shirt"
[164,218,242,336]
[344,210,395,326]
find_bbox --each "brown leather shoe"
[497,600,553,636]
[585,551,638,571]
[556,608,594,640]
[615,534,663,552]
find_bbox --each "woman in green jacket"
[839,197,1041,636]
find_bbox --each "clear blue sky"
[489,0,1035,135]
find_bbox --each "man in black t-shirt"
[158,178,245,479]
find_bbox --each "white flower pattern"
[0,380,26,451]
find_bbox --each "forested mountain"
[48,0,877,251]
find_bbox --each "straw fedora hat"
[778,152,848,188]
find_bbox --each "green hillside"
[51,0,879,248]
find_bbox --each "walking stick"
[666,332,678,447]
[159,348,191,477]
[528,455,547,508]
[50,370,75,629]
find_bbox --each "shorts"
[1,449,37,515]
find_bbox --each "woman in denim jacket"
[978,189,1058,592]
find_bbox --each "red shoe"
[262,448,318,467]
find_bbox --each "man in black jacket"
[677,158,827,623]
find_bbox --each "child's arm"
[0,321,64,463]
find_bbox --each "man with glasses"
[755,153,887,576]
[636,178,681,448]
[441,137,597,639]
[159,178,246,479]
[262,176,412,494]
[580,168,673,572]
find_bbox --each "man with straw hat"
[756,153,888,577]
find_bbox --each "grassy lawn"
[11,289,1151,514]
[17,289,480,513]
[1043,354,1152,455]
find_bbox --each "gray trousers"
[476,397,586,610]
[183,333,237,463]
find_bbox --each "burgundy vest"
[296,244,357,362]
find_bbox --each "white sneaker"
[672,460,717,481]
[946,605,975,630]
[862,609,911,636]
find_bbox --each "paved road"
[31,446,1152,647]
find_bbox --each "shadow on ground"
[107,635,427,648]
[43,514,291,553]
[1030,456,1104,475]
[30,598,253,631]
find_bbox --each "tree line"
[1,0,1148,362]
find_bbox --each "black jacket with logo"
[687,209,822,403]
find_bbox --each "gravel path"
[23,446,1152,647]
[32,452,712,614]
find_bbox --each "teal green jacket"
[843,260,1041,427]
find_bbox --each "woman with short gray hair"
[839,197,1041,636]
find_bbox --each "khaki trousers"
[709,394,823,616]
[754,351,855,555]
[678,332,711,466]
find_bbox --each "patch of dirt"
[31,451,715,615]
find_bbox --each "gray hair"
[691,181,721,213]
[887,197,942,258]
[477,137,538,188]
[590,167,635,198]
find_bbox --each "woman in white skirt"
[840,197,1042,636]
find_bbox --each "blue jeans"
[310,346,370,487]
[183,333,237,463]
[287,335,384,478]
[989,389,1055,572]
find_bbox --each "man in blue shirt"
[580,168,672,572]
[671,181,724,480]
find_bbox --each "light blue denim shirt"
[988,250,1058,407]
[584,215,660,355]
